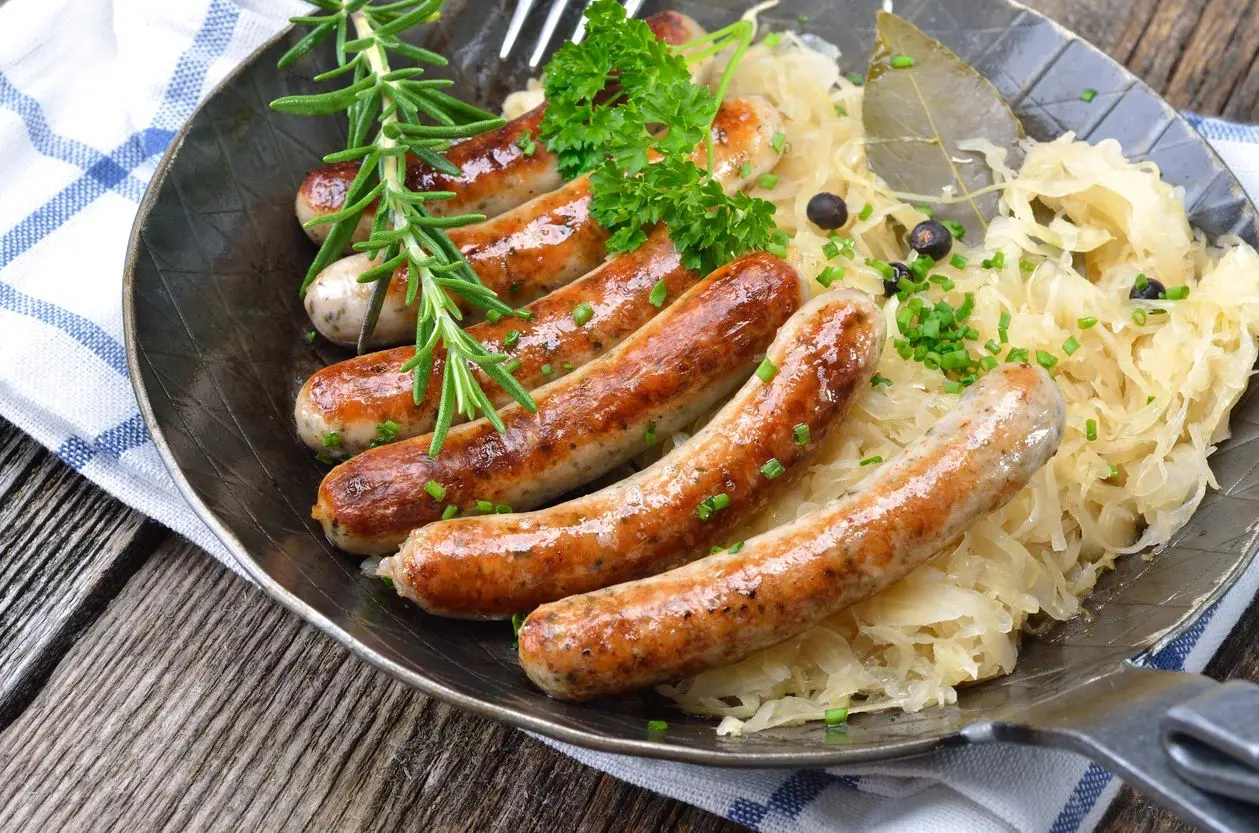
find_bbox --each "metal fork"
[500,0,647,68]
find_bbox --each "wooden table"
[2,1,1258,830]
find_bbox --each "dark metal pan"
[123,0,1259,828]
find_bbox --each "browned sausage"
[517,363,1066,701]
[294,11,708,244]
[380,289,886,618]
[304,95,785,346]
[295,226,700,454]
[313,252,807,554]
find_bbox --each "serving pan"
[123,0,1259,828]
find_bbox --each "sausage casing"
[303,95,785,347]
[295,227,700,453]
[313,252,807,554]
[518,363,1066,701]
[293,10,707,244]
[381,289,886,618]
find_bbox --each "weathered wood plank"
[0,419,164,728]
[0,536,743,833]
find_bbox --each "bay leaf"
[862,11,1024,235]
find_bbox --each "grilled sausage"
[304,95,785,347]
[381,289,886,618]
[296,227,699,454]
[313,252,807,555]
[294,11,708,245]
[518,363,1066,701]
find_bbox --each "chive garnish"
[1036,350,1058,370]
[728,541,745,553]
[495,503,512,514]
[503,358,522,374]
[486,309,503,323]
[760,458,785,478]
[858,202,873,221]
[1107,464,1119,479]
[541,363,554,375]
[1077,316,1098,329]
[315,453,338,465]
[825,707,849,725]
[562,361,575,371]
[834,105,847,117]
[424,479,446,500]
[1085,418,1098,441]
[572,302,594,326]
[859,455,883,466]
[1063,336,1080,356]
[644,422,657,446]
[755,358,778,383]
[502,329,521,348]
[739,161,752,179]
[647,720,669,734]
[1081,88,1097,102]
[1006,347,1029,363]
[890,54,915,69]
[770,131,786,153]
[943,381,962,393]
[941,220,966,240]
[648,279,668,309]
[1132,308,1148,326]
[816,266,844,287]
[303,329,317,343]
[370,420,400,448]
[441,504,459,520]
[1164,285,1190,300]
[758,173,779,189]
[821,239,841,260]
[950,253,968,269]
[847,72,864,86]
[1134,273,1149,292]
[793,423,811,445]
[476,499,493,513]
[871,374,892,388]
[321,431,342,448]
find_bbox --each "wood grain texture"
[1,0,1259,831]
[0,420,162,729]
[0,536,742,833]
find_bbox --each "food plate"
[124,0,1259,793]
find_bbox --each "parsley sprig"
[272,0,536,455]
[539,0,777,274]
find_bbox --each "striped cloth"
[1,2,1257,831]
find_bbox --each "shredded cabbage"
[652,38,1259,734]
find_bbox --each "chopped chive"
[1019,258,1036,273]
[315,453,338,465]
[834,104,848,117]
[761,458,786,478]
[711,493,731,510]
[980,251,1005,270]
[495,503,512,514]
[999,311,1012,330]
[486,310,503,323]
[424,479,446,500]
[648,279,669,308]
[999,328,1009,344]
[821,239,841,259]
[1107,464,1119,479]
[647,720,669,735]
[917,203,934,218]
[847,71,864,86]
[1134,273,1149,292]
[858,202,874,221]
[755,358,778,383]
[739,161,752,179]
[1006,347,1029,364]
[502,329,521,348]
[1164,285,1190,300]
[816,266,845,287]
[644,422,657,446]
[515,308,534,321]
[1036,350,1058,370]
[949,253,968,269]
[871,374,893,388]
[321,431,342,448]
[770,131,786,153]
[476,499,493,513]
[1085,418,1098,441]
[825,707,849,725]
[864,257,895,280]
[1081,88,1098,102]
[562,361,575,371]
[941,220,966,241]
[758,173,779,189]
[695,503,713,520]
[1063,336,1080,356]
[1077,316,1098,329]
[767,239,788,258]
[540,363,553,375]
[763,31,783,47]
[503,358,522,374]
[511,611,525,635]
[370,420,400,448]
[303,329,317,343]
[1132,308,1148,326]
[572,301,594,326]
[890,54,915,69]
[943,381,963,393]
[441,504,459,520]
[859,455,883,466]
[728,541,746,554]
[793,423,811,445]
[984,339,1001,355]
[710,545,724,554]
[979,355,998,371]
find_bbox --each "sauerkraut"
[509,34,1259,735]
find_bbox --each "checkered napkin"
[1,2,1257,831]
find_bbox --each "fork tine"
[500,0,539,59]
[528,0,573,67]
[570,0,596,44]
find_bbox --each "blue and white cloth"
[1,2,1257,831]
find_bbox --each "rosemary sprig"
[272,0,536,455]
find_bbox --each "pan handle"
[967,663,1259,832]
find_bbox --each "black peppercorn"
[908,219,953,260]
[806,192,848,229]
[883,262,911,296]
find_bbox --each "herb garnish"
[538,0,777,273]
[272,1,536,456]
